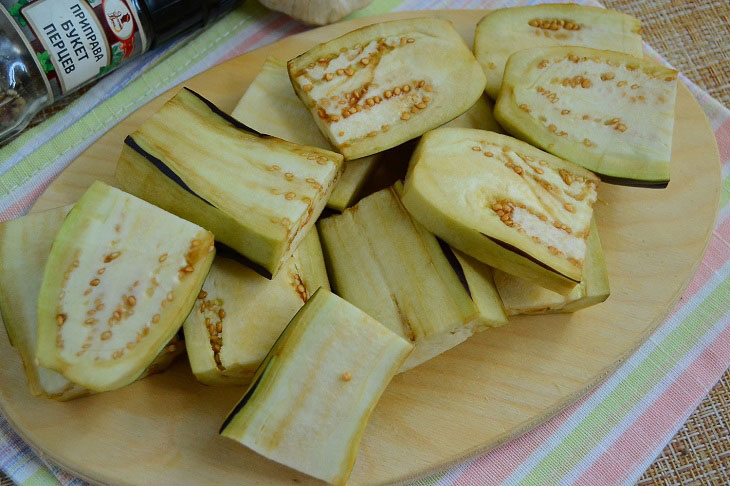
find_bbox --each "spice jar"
[0,0,239,144]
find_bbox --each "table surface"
[2,1,728,485]
[600,1,730,484]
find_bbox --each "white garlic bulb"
[258,0,374,26]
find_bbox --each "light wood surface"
[0,10,721,486]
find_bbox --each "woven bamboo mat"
[604,0,730,108]
[1,1,728,485]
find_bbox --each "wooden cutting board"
[0,10,721,486]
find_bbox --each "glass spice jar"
[0,19,48,142]
[0,0,239,144]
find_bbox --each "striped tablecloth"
[1,0,728,485]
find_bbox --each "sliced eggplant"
[0,206,87,400]
[401,128,599,295]
[495,46,677,185]
[444,94,503,133]
[318,186,506,372]
[36,182,215,392]
[452,250,507,323]
[233,57,331,148]
[184,228,329,386]
[115,88,343,277]
[0,206,187,400]
[475,4,643,99]
[232,56,379,212]
[494,217,609,315]
[220,289,412,486]
[392,180,507,324]
[291,224,330,297]
[288,18,486,160]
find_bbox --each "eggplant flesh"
[0,206,88,400]
[318,185,506,372]
[220,289,411,486]
[494,217,609,315]
[444,93,504,133]
[288,18,486,160]
[184,228,330,386]
[475,4,642,99]
[232,56,379,212]
[35,182,214,392]
[0,204,187,399]
[495,46,677,185]
[401,128,599,295]
[115,87,344,278]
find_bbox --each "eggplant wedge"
[0,205,187,400]
[391,180,507,324]
[495,47,677,186]
[318,186,507,372]
[452,249,508,323]
[475,4,642,99]
[401,128,599,295]
[494,217,609,315]
[0,206,88,400]
[444,94,504,133]
[232,57,380,212]
[288,18,486,160]
[220,289,412,486]
[36,182,214,392]
[233,57,331,148]
[184,229,329,386]
[115,88,343,278]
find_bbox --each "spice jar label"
[0,0,148,101]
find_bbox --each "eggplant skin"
[597,174,669,189]
[495,46,677,185]
[288,18,486,160]
[183,88,262,135]
[474,4,642,99]
[124,136,215,207]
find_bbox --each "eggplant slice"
[401,128,599,295]
[220,289,412,486]
[318,185,507,372]
[495,46,677,186]
[184,228,329,386]
[0,205,188,400]
[36,182,214,392]
[0,206,88,400]
[115,88,343,278]
[288,18,486,160]
[475,4,642,99]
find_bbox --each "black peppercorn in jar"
[0,18,49,142]
[0,0,239,144]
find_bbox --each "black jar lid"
[141,0,240,47]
